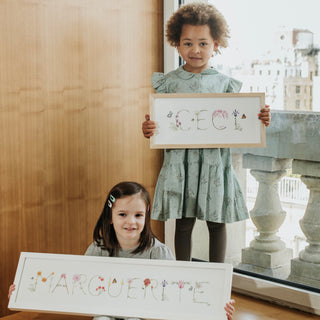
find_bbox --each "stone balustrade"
[233,110,320,288]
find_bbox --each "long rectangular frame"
[9,252,233,320]
[150,92,265,149]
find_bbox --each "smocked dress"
[151,66,249,223]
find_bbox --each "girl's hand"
[8,284,16,299]
[224,299,235,320]
[259,105,271,127]
[142,114,157,138]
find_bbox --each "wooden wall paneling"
[0,0,164,316]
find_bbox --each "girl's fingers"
[142,122,156,129]
[224,299,235,319]
[144,131,154,138]
[8,284,16,299]
[258,105,271,127]
[142,125,156,138]
[142,119,157,138]
[225,303,235,312]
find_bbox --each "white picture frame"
[9,252,233,320]
[150,92,265,149]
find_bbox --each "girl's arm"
[8,284,15,299]
[224,299,235,320]
[142,114,156,138]
[259,105,271,127]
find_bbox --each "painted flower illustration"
[213,109,228,119]
[172,280,190,302]
[96,285,105,292]
[232,109,242,131]
[127,278,139,299]
[29,271,55,292]
[212,109,228,130]
[73,274,81,282]
[144,278,151,287]
[169,109,188,131]
[71,274,87,295]
[161,280,168,287]
[161,280,168,301]
[143,278,152,299]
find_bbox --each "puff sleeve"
[85,242,106,256]
[150,242,175,260]
[226,77,242,93]
[151,72,168,93]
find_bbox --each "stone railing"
[233,110,320,288]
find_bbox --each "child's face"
[177,24,218,74]
[111,194,146,250]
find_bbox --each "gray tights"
[174,217,226,262]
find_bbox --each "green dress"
[151,66,249,223]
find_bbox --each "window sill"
[232,272,320,316]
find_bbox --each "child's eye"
[183,42,192,47]
[135,213,145,218]
[118,213,126,217]
[200,42,208,47]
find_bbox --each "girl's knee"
[175,217,196,232]
[206,221,226,232]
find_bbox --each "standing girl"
[142,3,271,263]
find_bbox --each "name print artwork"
[9,252,233,320]
[150,93,265,149]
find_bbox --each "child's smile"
[111,195,146,250]
[177,24,218,74]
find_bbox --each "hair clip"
[147,205,150,212]
[107,194,116,208]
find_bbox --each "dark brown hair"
[166,2,230,50]
[93,181,154,256]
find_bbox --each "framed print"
[150,92,265,149]
[9,252,233,320]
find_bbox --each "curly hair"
[166,2,230,49]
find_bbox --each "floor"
[232,292,319,320]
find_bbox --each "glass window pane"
[200,0,320,292]
[209,0,320,112]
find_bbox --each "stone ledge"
[232,111,320,162]
[241,247,293,269]
[288,258,320,289]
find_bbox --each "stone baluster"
[288,160,320,288]
[239,154,293,278]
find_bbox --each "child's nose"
[127,215,136,224]
[192,45,200,53]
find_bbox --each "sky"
[209,0,320,65]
